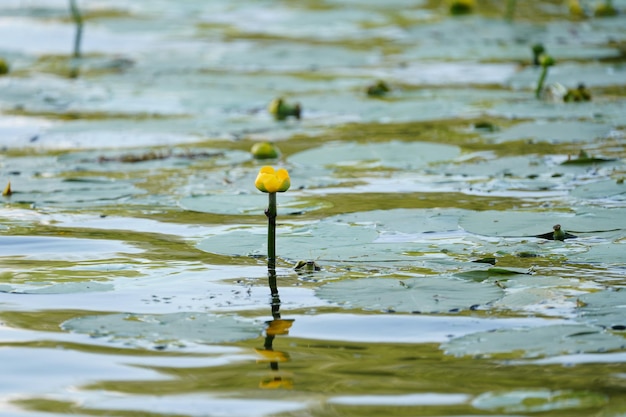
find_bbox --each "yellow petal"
[276,168,291,192]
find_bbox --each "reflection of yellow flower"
[255,348,289,362]
[259,377,294,389]
[266,319,294,336]
[255,166,291,193]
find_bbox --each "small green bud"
[539,54,555,67]
[0,58,9,75]
[366,80,390,97]
[268,97,301,120]
[251,142,281,160]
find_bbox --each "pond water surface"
[1,1,626,416]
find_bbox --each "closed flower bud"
[255,166,291,193]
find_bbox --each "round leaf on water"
[62,312,261,348]
[459,208,626,237]
[568,243,626,265]
[577,290,626,330]
[460,210,574,237]
[197,229,268,258]
[0,236,142,261]
[473,389,607,413]
[571,180,626,200]
[288,141,460,170]
[316,276,504,313]
[330,208,465,234]
[13,282,114,294]
[2,176,145,208]
[179,193,331,215]
[442,324,626,358]
[484,120,612,144]
[197,221,384,261]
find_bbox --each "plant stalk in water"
[535,54,554,99]
[69,0,83,59]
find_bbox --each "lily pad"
[442,324,626,358]
[571,180,626,200]
[330,208,465,234]
[3,281,114,294]
[568,243,626,265]
[197,220,401,262]
[472,389,607,413]
[316,276,504,313]
[577,290,626,330]
[459,208,626,238]
[288,141,460,170]
[57,147,246,170]
[484,120,613,144]
[179,193,331,215]
[0,236,141,261]
[62,312,262,348]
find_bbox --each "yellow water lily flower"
[255,166,290,193]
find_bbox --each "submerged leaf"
[455,267,531,282]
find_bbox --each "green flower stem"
[266,192,277,270]
[69,0,83,59]
[535,55,554,99]
[535,66,548,99]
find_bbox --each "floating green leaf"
[331,208,465,234]
[317,276,504,313]
[577,290,626,330]
[6,281,113,294]
[179,193,332,215]
[62,312,261,348]
[443,324,626,358]
[571,180,626,200]
[473,389,607,413]
[459,208,626,237]
[288,141,460,170]
[568,243,626,265]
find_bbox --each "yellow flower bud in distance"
[255,166,291,193]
